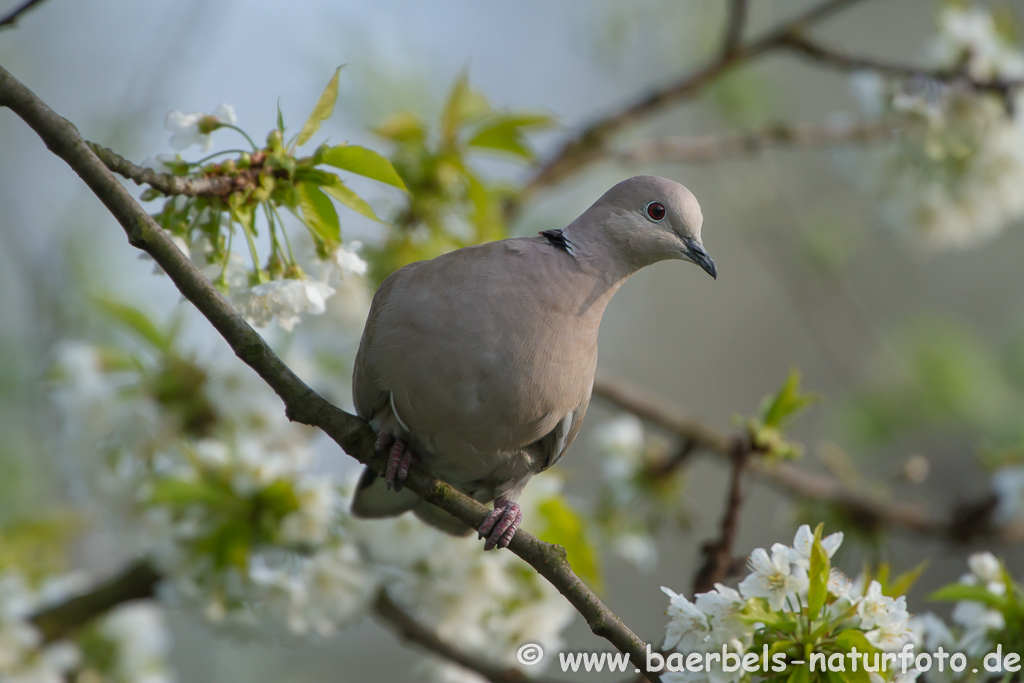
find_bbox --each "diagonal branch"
[592,373,1018,543]
[0,0,49,30]
[29,561,160,643]
[611,118,898,166]
[374,589,540,683]
[0,63,658,680]
[516,0,872,206]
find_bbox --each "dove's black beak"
[682,237,717,279]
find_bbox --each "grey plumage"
[350,175,715,548]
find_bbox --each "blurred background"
[2,0,1024,681]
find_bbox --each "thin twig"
[592,373,1016,543]
[0,64,659,681]
[692,442,750,594]
[612,119,898,166]
[515,0,871,209]
[374,590,536,683]
[781,34,1024,99]
[0,0,49,30]
[720,0,750,58]
[88,142,258,198]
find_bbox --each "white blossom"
[737,545,808,610]
[100,601,175,683]
[857,580,899,630]
[280,477,338,546]
[165,103,237,151]
[787,524,844,569]
[325,241,368,278]
[827,568,852,599]
[235,278,336,331]
[661,587,712,651]
[694,584,751,645]
[967,551,1002,585]
[929,6,1024,81]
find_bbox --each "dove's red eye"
[645,201,666,222]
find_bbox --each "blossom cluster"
[661,527,1023,683]
[850,5,1024,250]
[142,70,394,333]
[660,525,914,683]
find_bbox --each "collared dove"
[350,175,716,549]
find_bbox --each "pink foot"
[478,498,522,551]
[384,439,417,492]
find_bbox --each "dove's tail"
[350,467,419,518]
[350,467,473,537]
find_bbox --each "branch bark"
[612,119,898,166]
[692,443,750,594]
[0,64,658,680]
[720,0,750,58]
[0,0,49,30]
[781,34,1024,99]
[374,590,537,683]
[592,373,1015,543]
[29,561,160,643]
[87,142,251,198]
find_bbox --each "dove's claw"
[479,499,522,551]
[384,440,416,491]
[374,432,394,453]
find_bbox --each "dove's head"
[566,175,716,279]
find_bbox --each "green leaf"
[929,583,1009,610]
[808,524,830,619]
[94,297,171,351]
[740,598,788,628]
[786,663,809,683]
[323,179,380,222]
[297,183,341,245]
[440,72,490,143]
[372,111,425,142]
[761,368,820,428]
[468,112,554,159]
[885,560,928,597]
[296,66,343,148]
[276,97,285,133]
[835,629,879,658]
[148,478,224,506]
[322,145,408,190]
[536,495,603,592]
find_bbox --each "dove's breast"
[353,237,619,493]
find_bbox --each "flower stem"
[270,203,297,265]
[221,124,259,151]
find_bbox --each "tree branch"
[0,0,49,30]
[592,373,1016,543]
[0,64,658,680]
[87,142,251,198]
[692,443,750,594]
[780,34,1024,99]
[720,0,750,58]
[516,0,871,207]
[374,589,540,683]
[29,561,160,643]
[611,118,898,166]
